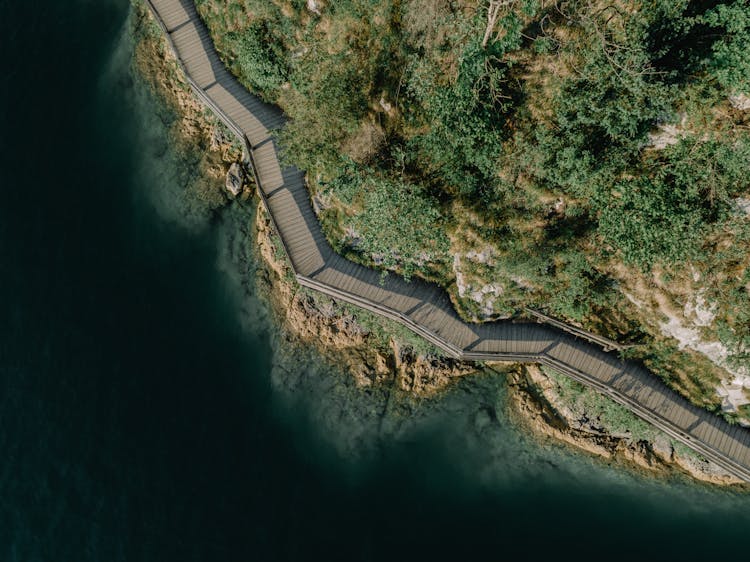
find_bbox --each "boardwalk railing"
[524,308,629,352]
[143,0,750,484]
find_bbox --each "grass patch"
[544,367,659,442]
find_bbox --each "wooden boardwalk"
[145,0,750,483]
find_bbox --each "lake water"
[2,1,750,561]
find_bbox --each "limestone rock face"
[306,0,321,15]
[729,93,750,111]
[225,162,245,197]
[735,198,750,216]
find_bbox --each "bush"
[700,1,750,93]
[408,35,521,199]
[326,169,450,279]
[228,20,289,96]
[599,134,750,268]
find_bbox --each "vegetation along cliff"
[194,0,750,425]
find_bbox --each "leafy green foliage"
[545,368,660,442]
[548,251,612,321]
[228,21,289,95]
[599,134,750,267]
[408,39,515,198]
[325,169,450,278]
[702,1,750,93]
[277,52,371,177]
[599,176,705,267]
[525,8,677,200]
[196,0,750,394]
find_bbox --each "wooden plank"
[702,424,721,448]
[337,261,362,294]
[505,324,516,354]
[359,273,386,302]
[340,266,367,296]
[662,402,684,426]
[521,323,535,353]
[717,427,732,455]
[678,407,698,430]
[633,385,653,409]
[732,439,749,466]
[312,265,337,288]
[729,429,746,455]
[153,0,191,30]
[284,229,313,251]
[277,221,304,243]
[734,426,750,450]
[693,421,713,442]
[396,279,421,307]
[739,443,750,467]
[516,323,528,348]
[430,304,452,333]
[439,312,459,337]
[431,311,450,336]
[654,392,673,414]
[614,368,639,393]
[566,343,585,367]
[558,342,577,366]
[569,347,589,374]
[727,430,744,461]
[669,403,690,428]
[335,258,357,283]
[422,306,446,335]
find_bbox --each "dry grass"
[341,120,387,163]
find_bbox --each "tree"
[228,21,289,97]
[702,1,750,93]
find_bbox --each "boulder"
[225,162,245,197]
[306,0,321,15]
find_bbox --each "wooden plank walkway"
[145,0,750,483]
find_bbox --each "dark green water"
[2,1,750,560]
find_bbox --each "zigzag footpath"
[144,0,750,483]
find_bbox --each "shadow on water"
[2,1,750,561]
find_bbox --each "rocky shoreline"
[254,205,482,398]
[507,365,743,485]
[131,1,248,203]
[132,0,744,488]
[257,203,743,484]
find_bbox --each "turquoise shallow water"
[2,1,750,561]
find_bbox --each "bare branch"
[482,0,516,48]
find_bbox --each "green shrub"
[228,20,289,97]
[702,1,750,93]
[599,134,750,268]
[544,368,659,442]
[326,169,450,279]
